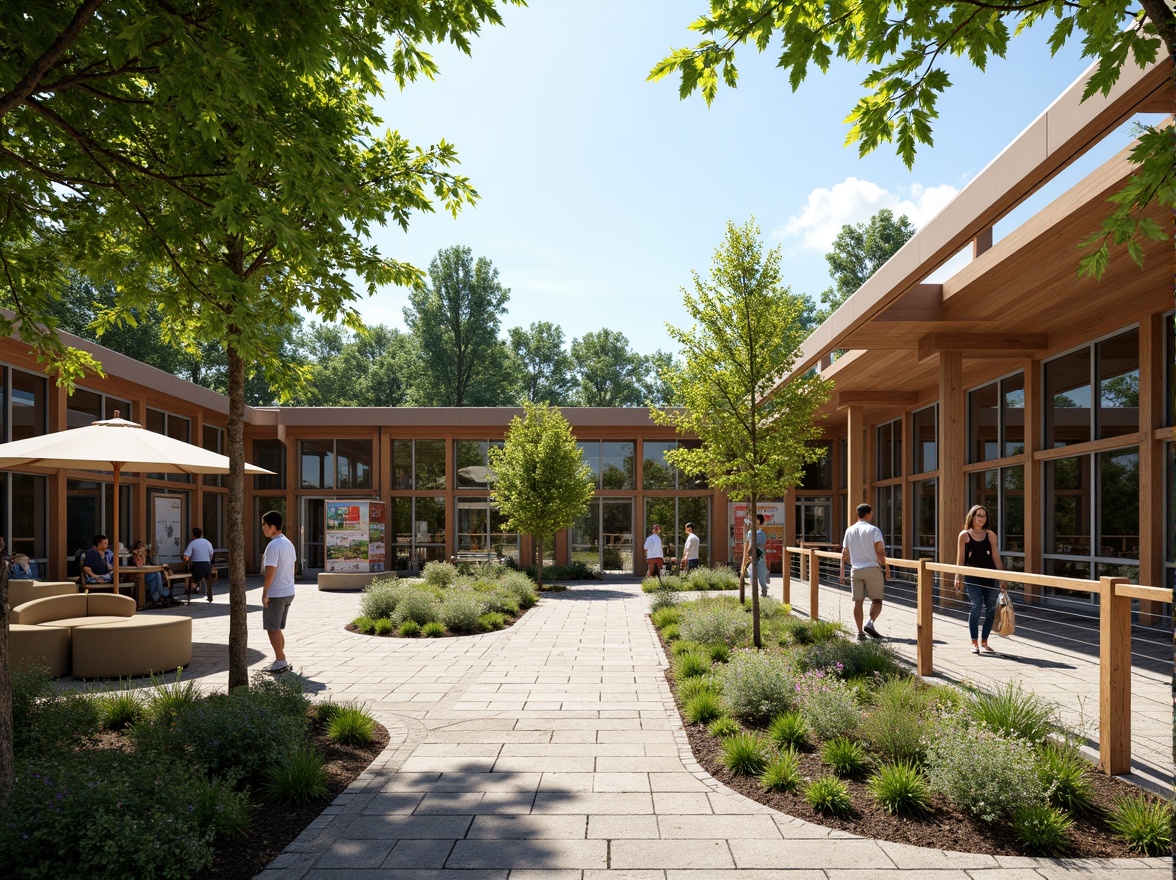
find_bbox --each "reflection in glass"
[1097,328,1139,439]
[1002,373,1025,456]
[874,485,901,555]
[336,439,373,489]
[393,440,412,489]
[1003,465,1024,554]
[1168,444,1175,567]
[414,440,445,490]
[602,499,633,572]
[253,439,286,490]
[1097,447,1138,560]
[968,469,998,516]
[570,498,601,572]
[876,420,900,480]
[300,439,335,489]
[912,406,937,474]
[11,370,46,441]
[456,440,490,488]
[601,441,635,489]
[67,387,102,429]
[801,442,833,489]
[643,441,674,490]
[645,497,676,560]
[10,473,47,559]
[1045,348,1092,447]
[577,441,600,487]
[1046,456,1089,555]
[913,479,936,554]
[968,383,999,463]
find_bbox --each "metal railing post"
[916,558,933,676]
[808,549,819,621]
[1099,576,1131,775]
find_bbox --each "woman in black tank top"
[954,505,1007,654]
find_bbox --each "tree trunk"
[227,344,248,689]
[0,558,13,799]
[749,497,761,648]
[534,534,544,589]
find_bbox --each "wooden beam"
[917,332,1048,362]
[972,227,993,258]
[874,284,943,322]
[836,391,920,408]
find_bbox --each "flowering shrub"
[679,598,750,646]
[717,649,796,724]
[794,668,861,740]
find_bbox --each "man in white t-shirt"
[680,522,700,572]
[839,502,891,641]
[643,524,664,581]
[182,527,216,602]
[260,510,297,673]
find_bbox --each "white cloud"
[774,177,959,251]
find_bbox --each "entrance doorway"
[796,497,832,544]
[300,498,325,573]
[570,498,634,574]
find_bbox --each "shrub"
[360,578,401,620]
[260,745,329,805]
[193,774,252,839]
[760,748,803,792]
[968,681,1057,744]
[97,687,145,731]
[1013,804,1072,855]
[0,750,215,879]
[650,581,679,611]
[671,639,701,657]
[479,611,507,631]
[393,589,441,626]
[809,620,844,643]
[312,701,343,725]
[1106,793,1173,855]
[327,705,377,746]
[10,667,101,756]
[794,670,861,740]
[677,675,720,703]
[374,618,394,635]
[661,624,681,642]
[440,591,488,634]
[421,621,446,637]
[353,616,376,635]
[822,737,870,777]
[708,717,741,738]
[1036,740,1094,814]
[804,775,853,815]
[522,560,599,581]
[859,677,935,764]
[642,574,682,592]
[398,619,421,637]
[756,596,785,619]
[423,560,458,588]
[679,598,750,646]
[720,732,769,776]
[706,642,730,664]
[651,606,682,629]
[499,572,538,608]
[798,637,904,680]
[486,594,519,616]
[868,761,931,816]
[673,651,711,680]
[685,567,738,591]
[767,711,810,751]
[248,669,311,720]
[924,717,1048,823]
[143,668,203,724]
[717,650,796,725]
[683,691,724,725]
[776,615,818,646]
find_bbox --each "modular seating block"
[7,580,78,612]
[10,623,71,677]
[72,615,192,679]
[317,571,383,591]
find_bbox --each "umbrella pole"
[112,463,121,595]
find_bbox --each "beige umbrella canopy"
[0,414,272,587]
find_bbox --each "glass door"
[300,498,325,572]
[796,497,832,544]
[602,499,633,573]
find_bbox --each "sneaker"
[267,660,289,674]
[856,631,868,642]
[864,622,884,639]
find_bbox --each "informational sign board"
[729,501,786,573]
[153,495,185,563]
[325,501,385,573]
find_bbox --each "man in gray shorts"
[839,503,891,641]
[260,510,297,673]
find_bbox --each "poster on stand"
[326,501,385,573]
[153,495,185,563]
[729,501,786,573]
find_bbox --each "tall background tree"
[653,218,831,646]
[818,209,917,322]
[651,1,1174,278]
[570,329,649,406]
[509,321,574,405]
[405,246,518,406]
[488,402,595,588]
[292,324,418,407]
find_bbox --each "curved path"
[171,578,1169,879]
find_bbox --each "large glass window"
[67,387,102,429]
[967,465,1024,566]
[389,496,445,571]
[252,439,287,490]
[202,493,225,550]
[1165,314,1174,428]
[0,473,48,563]
[912,405,937,474]
[392,440,445,490]
[969,384,999,463]
[1166,444,1175,589]
[912,479,936,558]
[800,442,833,490]
[875,484,901,556]
[643,497,709,570]
[642,440,708,490]
[455,496,518,562]
[1097,328,1139,439]
[1098,448,1138,561]
[1045,348,1092,447]
[1003,374,1025,456]
[579,440,636,489]
[300,440,335,490]
[455,440,502,489]
[203,424,224,488]
[1045,328,1139,447]
[10,370,46,441]
[876,420,901,481]
[336,440,373,490]
[1046,456,1090,556]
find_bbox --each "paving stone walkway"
[98,575,1173,879]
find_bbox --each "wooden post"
[846,406,865,528]
[808,548,819,621]
[782,548,791,605]
[938,351,965,609]
[1098,576,1131,775]
[916,558,933,676]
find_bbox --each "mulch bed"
[202,721,389,879]
[665,666,1154,858]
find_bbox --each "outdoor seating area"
[9,592,192,679]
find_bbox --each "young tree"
[570,329,649,406]
[653,218,832,647]
[509,321,575,405]
[650,2,1174,278]
[488,402,595,588]
[405,246,517,406]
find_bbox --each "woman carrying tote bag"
[953,505,1007,655]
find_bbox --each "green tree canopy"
[824,209,917,310]
[650,1,1175,277]
[570,329,649,407]
[294,324,418,407]
[405,246,518,406]
[509,321,575,405]
[488,402,595,588]
[653,218,831,645]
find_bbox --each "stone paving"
[73,574,1172,879]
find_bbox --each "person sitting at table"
[82,534,114,584]
[131,540,175,607]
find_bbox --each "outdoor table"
[117,565,167,609]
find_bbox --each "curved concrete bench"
[11,592,135,627]
[8,580,78,611]
[72,616,192,679]
[10,623,71,677]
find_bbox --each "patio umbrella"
[0,413,272,587]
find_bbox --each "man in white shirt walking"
[260,510,297,673]
[839,503,891,641]
[182,527,216,602]
[680,522,700,572]
[644,524,664,582]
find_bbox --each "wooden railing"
[781,546,1168,776]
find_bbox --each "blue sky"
[357,1,1124,357]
